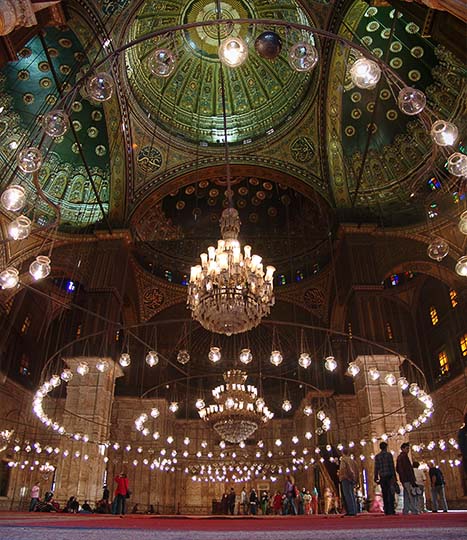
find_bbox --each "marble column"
[53,357,123,504]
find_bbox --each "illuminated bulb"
[288,42,318,72]
[218,37,248,68]
[145,351,159,367]
[150,407,160,418]
[347,362,360,377]
[458,211,467,235]
[0,267,19,289]
[270,350,283,366]
[397,377,409,390]
[447,153,467,177]
[76,362,89,376]
[60,369,73,382]
[148,49,176,77]
[1,185,26,212]
[384,373,397,386]
[275,439,282,447]
[409,383,420,396]
[427,238,449,262]
[195,398,205,410]
[86,72,113,101]
[369,367,380,381]
[305,432,312,440]
[119,353,131,367]
[239,348,252,364]
[303,405,313,416]
[256,397,265,409]
[17,146,42,173]
[208,347,221,363]
[50,374,61,387]
[350,58,381,89]
[455,255,467,277]
[29,255,51,281]
[225,397,235,409]
[177,349,190,365]
[282,399,292,412]
[183,437,190,445]
[42,110,69,138]
[324,356,337,371]
[298,352,312,369]
[317,410,326,421]
[8,215,31,240]
[398,87,426,115]
[96,359,109,373]
[169,401,179,413]
[430,120,458,146]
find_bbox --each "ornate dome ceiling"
[125,0,317,145]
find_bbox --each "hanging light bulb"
[324,356,337,372]
[397,87,426,115]
[145,351,159,367]
[397,376,409,390]
[42,110,70,138]
[1,185,26,212]
[119,353,131,367]
[218,37,248,68]
[458,211,467,235]
[447,153,467,177]
[17,146,42,173]
[350,58,381,89]
[148,49,176,77]
[208,347,221,363]
[169,401,179,413]
[239,348,252,364]
[8,216,31,240]
[347,362,360,377]
[384,373,397,386]
[455,255,467,277]
[288,42,318,72]
[29,256,51,281]
[195,398,205,410]
[298,352,312,369]
[96,359,109,373]
[177,349,190,365]
[86,72,114,101]
[369,367,380,381]
[76,362,89,376]
[427,238,449,262]
[225,397,235,409]
[270,350,283,366]
[430,120,458,146]
[282,399,292,412]
[150,407,160,418]
[303,405,313,416]
[317,410,326,421]
[0,267,19,289]
[409,383,420,396]
[60,369,73,382]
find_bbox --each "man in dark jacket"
[396,442,418,514]
[374,441,396,515]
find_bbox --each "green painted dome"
[126,0,317,145]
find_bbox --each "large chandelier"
[187,207,275,335]
[198,369,274,444]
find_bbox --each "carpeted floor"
[0,512,466,540]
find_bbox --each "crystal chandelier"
[198,370,273,444]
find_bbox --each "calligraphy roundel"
[143,287,165,312]
[137,146,163,173]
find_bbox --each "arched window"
[460,334,467,357]
[438,351,449,375]
[430,306,439,326]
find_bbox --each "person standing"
[114,472,129,516]
[272,491,283,515]
[29,481,40,512]
[227,488,236,515]
[284,475,297,515]
[374,441,397,515]
[240,487,248,515]
[311,486,319,515]
[249,488,259,515]
[396,443,418,515]
[412,461,427,513]
[303,489,312,515]
[338,448,359,516]
[458,413,467,493]
[260,491,269,515]
[429,462,448,512]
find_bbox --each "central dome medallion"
[126,0,317,145]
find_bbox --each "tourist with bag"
[114,472,130,516]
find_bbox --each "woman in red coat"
[114,473,129,516]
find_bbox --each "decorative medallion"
[290,137,315,163]
[303,287,325,310]
[143,287,165,312]
[137,146,163,173]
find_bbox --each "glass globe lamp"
[398,87,426,115]
[239,348,252,364]
[303,405,313,416]
[119,353,131,367]
[150,407,160,418]
[42,110,69,138]
[195,398,205,410]
[270,350,283,366]
[208,347,221,363]
[317,410,326,421]
[288,42,318,72]
[458,211,467,235]
[169,401,179,413]
[8,215,31,240]
[324,356,337,371]
[409,383,420,396]
[96,359,109,373]
[350,58,381,89]
[447,153,467,177]
[256,397,265,409]
[225,397,235,409]
[254,31,282,60]
[29,255,51,281]
[455,255,467,277]
[298,352,312,368]
[145,351,159,367]
[369,367,380,381]
[282,399,292,412]
[17,146,42,173]
[177,349,190,365]
[347,361,360,377]
[430,120,458,146]
[76,362,90,376]
[397,376,409,390]
[384,373,397,386]
[1,185,26,212]
[218,37,248,68]
[148,49,176,77]
[86,72,114,101]
[427,238,449,262]
[0,267,19,289]
[60,369,73,382]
